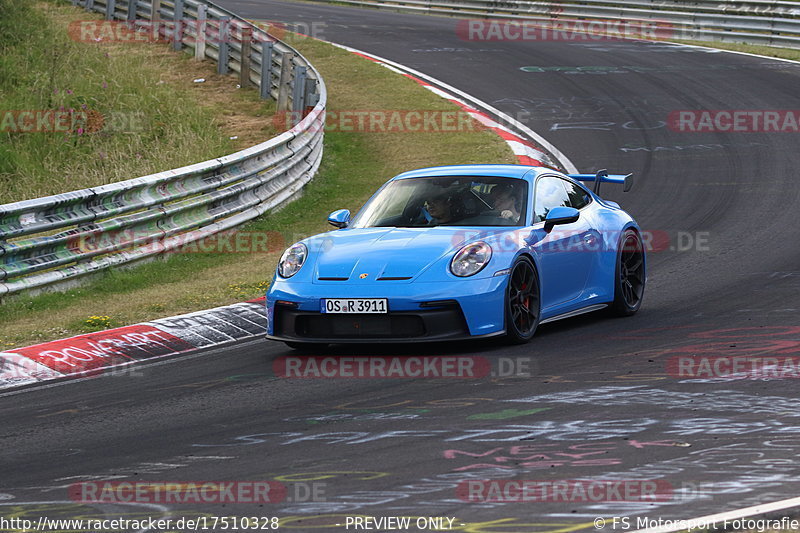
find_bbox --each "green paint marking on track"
[467,408,550,420]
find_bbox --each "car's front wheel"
[610,228,646,316]
[504,256,541,344]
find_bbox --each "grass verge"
[0,0,279,203]
[0,19,515,347]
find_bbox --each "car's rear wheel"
[504,256,541,344]
[610,228,646,316]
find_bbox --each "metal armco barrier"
[309,0,800,48]
[0,0,326,296]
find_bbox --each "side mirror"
[327,209,350,229]
[544,206,579,233]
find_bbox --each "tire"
[284,341,329,353]
[609,228,646,316]
[504,256,541,344]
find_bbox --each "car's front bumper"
[266,276,508,343]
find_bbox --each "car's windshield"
[349,176,528,228]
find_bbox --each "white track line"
[326,41,579,173]
[633,495,800,533]
[656,39,800,65]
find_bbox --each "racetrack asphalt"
[2,1,800,530]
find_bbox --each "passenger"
[488,184,520,222]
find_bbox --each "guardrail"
[0,0,326,297]
[310,0,800,48]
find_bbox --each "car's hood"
[307,227,495,282]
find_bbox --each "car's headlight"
[278,243,307,278]
[450,241,492,277]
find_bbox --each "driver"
[425,193,456,224]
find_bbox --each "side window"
[533,176,571,222]
[563,179,591,209]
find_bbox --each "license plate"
[321,298,388,314]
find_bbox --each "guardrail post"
[239,26,253,88]
[150,0,162,42]
[127,0,137,21]
[218,18,231,75]
[304,77,317,115]
[276,52,293,111]
[85,0,94,12]
[195,3,208,60]
[105,0,116,19]
[172,0,184,51]
[260,41,274,100]
[291,65,307,124]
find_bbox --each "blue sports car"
[266,164,645,348]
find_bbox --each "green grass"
[0,28,515,347]
[0,0,279,203]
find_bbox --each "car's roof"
[391,164,556,181]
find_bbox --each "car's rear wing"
[568,169,633,195]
